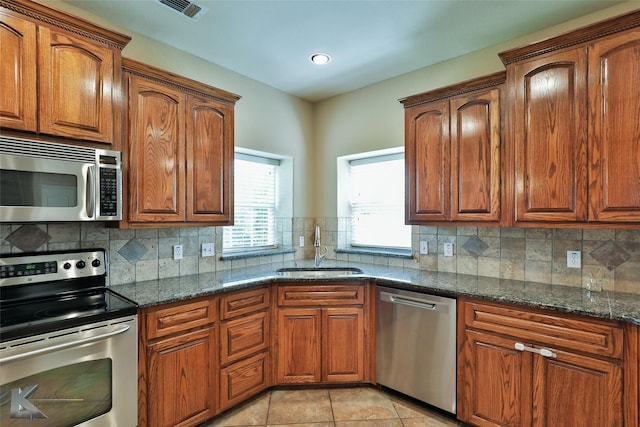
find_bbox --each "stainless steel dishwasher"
[376,286,456,414]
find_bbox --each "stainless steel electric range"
[0,248,138,426]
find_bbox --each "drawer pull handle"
[514,342,557,358]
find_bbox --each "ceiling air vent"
[158,0,208,20]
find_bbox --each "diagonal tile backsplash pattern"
[1,220,639,295]
[589,240,631,271]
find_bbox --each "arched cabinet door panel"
[0,10,36,131]
[38,26,115,143]
[186,95,234,223]
[511,48,588,223]
[404,100,450,222]
[127,76,185,223]
[588,28,640,222]
[450,88,501,222]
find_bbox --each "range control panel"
[0,249,107,286]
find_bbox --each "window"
[347,152,411,249]
[223,153,279,251]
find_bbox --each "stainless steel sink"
[276,267,364,278]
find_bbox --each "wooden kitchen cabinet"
[500,11,640,225]
[457,297,635,427]
[123,58,239,227]
[401,72,503,224]
[219,287,271,411]
[139,298,218,427]
[276,283,369,384]
[0,0,129,145]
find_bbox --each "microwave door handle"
[86,165,95,219]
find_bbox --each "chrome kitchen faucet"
[314,224,328,267]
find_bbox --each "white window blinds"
[350,153,411,248]
[223,154,278,250]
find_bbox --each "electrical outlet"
[419,241,429,255]
[299,236,305,247]
[173,244,183,260]
[201,243,215,257]
[567,250,581,268]
[444,242,454,257]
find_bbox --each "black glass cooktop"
[0,286,137,343]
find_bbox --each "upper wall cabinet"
[122,59,240,227]
[401,72,504,225]
[500,10,640,225]
[0,0,130,146]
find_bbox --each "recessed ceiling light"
[310,53,331,65]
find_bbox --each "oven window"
[0,170,77,207]
[0,359,112,425]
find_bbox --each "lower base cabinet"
[457,297,636,427]
[138,286,637,427]
[275,283,369,385]
[139,298,218,427]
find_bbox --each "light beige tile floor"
[202,387,462,427]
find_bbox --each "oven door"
[0,317,137,427]
[0,154,94,222]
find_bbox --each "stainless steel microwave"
[0,136,122,222]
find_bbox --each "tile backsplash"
[2,220,639,295]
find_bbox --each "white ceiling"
[64,0,622,102]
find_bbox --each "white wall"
[313,1,640,217]
[48,0,316,218]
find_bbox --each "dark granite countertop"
[110,260,640,326]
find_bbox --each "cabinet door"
[277,308,321,383]
[458,330,532,427]
[588,28,640,222]
[512,48,588,223]
[128,76,185,222]
[322,307,364,382]
[405,100,450,222]
[38,26,114,143]
[450,88,501,222]
[186,95,234,223]
[146,327,216,427]
[532,350,623,427]
[0,11,36,132]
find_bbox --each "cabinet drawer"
[463,300,624,359]
[219,352,269,410]
[278,285,365,306]
[146,298,217,340]
[220,287,270,320]
[220,311,270,365]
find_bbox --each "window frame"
[337,147,411,253]
[223,149,292,254]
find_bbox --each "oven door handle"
[0,324,131,364]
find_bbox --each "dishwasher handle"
[380,291,438,311]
